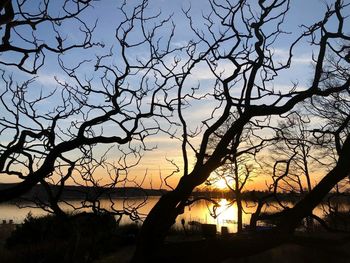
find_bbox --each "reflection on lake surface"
[0,197,339,233]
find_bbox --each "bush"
[115,223,140,245]
[5,212,118,263]
[324,211,350,231]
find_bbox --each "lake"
[0,197,342,233]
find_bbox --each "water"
[0,197,342,233]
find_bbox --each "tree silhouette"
[0,0,97,74]
[206,115,263,233]
[270,113,314,194]
[0,1,350,262]
[0,0,179,222]
[134,0,350,261]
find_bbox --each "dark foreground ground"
[2,223,350,263]
[94,231,350,263]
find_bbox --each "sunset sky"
[1,0,348,191]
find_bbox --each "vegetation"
[1,212,149,263]
[134,0,350,261]
[3,213,118,263]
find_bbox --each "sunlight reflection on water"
[0,197,338,234]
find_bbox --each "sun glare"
[215,178,229,190]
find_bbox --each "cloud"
[36,72,70,88]
[187,59,237,81]
[273,48,312,65]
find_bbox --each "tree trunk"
[133,134,350,261]
[250,201,264,230]
[132,176,196,262]
[302,144,313,230]
[278,135,350,233]
[40,180,67,218]
[236,191,243,233]
[234,158,243,232]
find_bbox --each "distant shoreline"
[0,183,167,202]
[1,183,349,205]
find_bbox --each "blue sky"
[1,0,349,189]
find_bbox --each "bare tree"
[0,0,98,74]
[213,157,253,232]
[1,1,350,262]
[206,116,263,233]
[269,113,314,194]
[0,0,181,225]
[134,0,350,261]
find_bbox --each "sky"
[1,0,349,191]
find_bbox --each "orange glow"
[215,178,229,190]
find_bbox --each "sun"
[215,178,229,190]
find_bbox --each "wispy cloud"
[273,48,312,65]
[36,72,70,88]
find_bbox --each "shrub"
[5,212,118,263]
[324,211,350,231]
